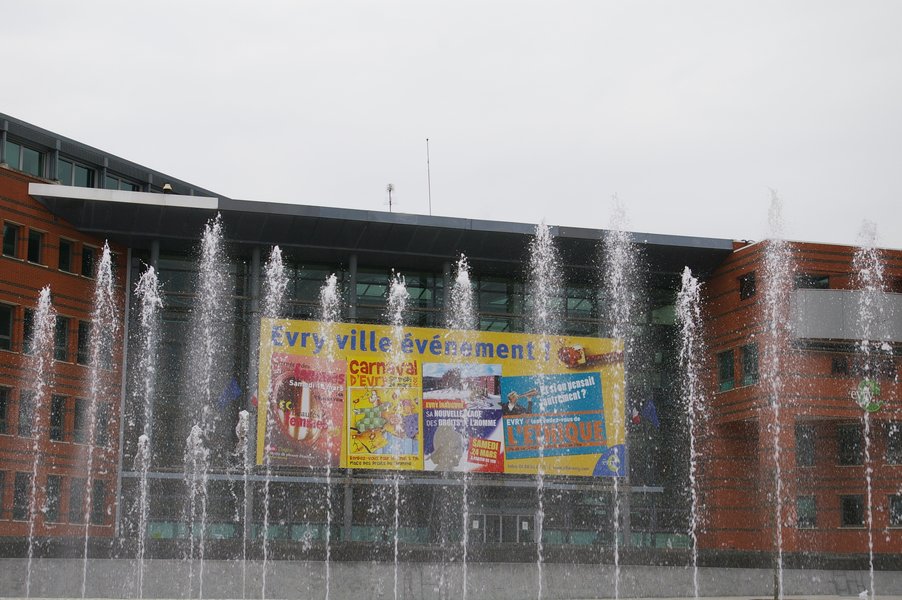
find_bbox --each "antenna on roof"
[386,183,396,213]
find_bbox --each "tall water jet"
[234,410,252,600]
[762,194,794,600]
[526,223,563,600]
[447,255,476,600]
[851,221,888,600]
[318,273,341,600]
[24,287,56,599]
[259,246,289,599]
[131,266,163,599]
[81,242,120,599]
[183,215,232,599]
[676,268,704,599]
[602,200,639,600]
[385,271,410,600]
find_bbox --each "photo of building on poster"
[264,354,345,468]
[346,358,423,470]
[422,363,504,472]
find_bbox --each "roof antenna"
[386,183,395,212]
[426,138,432,216]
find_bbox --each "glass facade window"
[738,272,756,300]
[890,494,902,527]
[0,472,4,519]
[69,478,85,523]
[477,277,523,332]
[27,230,43,264]
[77,320,91,365]
[23,308,35,354]
[797,496,816,528]
[50,395,66,441]
[17,390,34,438]
[13,472,32,520]
[0,387,9,434]
[796,424,815,467]
[73,399,88,444]
[838,424,864,466]
[104,174,140,192]
[91,480,106,524]
[81,246,96,278]
[95,404,110,447]
[45,475,62,522]
[58,239,74,272]
[4,140,44,177]
[741,343,758,385]
[717,350,734,392]
[840,495,864,527]
[795,273,830,289]
[58,158,94,187]
[0,304,12,350]
[3,222,20,257]
[54,316,70,361]
[887,422,902,465]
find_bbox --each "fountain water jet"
[24,287,56,599]
[233,410,252,599]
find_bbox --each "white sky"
[4,1,901,248]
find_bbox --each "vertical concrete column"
[150,240,160,271]
[347,253,358,322]
[99,157,109,189]
[51,140,61,182]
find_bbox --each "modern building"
[0,113,899,562]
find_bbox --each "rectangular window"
[50,395,66,441]
[4,140,21,168]
[104,174,140,192]
[27,230,43,264]
[45,475,62,522]
[81,246,95,278]
[54,316,70,361]
[23,308,35,354]
[887,422,902,465]
[718,350,735,392]
[13,472,32,520]
[17,390,34,438]
[838,424,864,466]
[21,146,43,177]
[831,356,849,376]
[0,304,12,351]
[77,321,91,365]
[69,478,85,523]
[95,404,110,447]
[73,399,88,444]
[0,387,9,434]
[2,222,20,257]
[91,479,106,524]
[0,472,4,519]
[840,495,864,527]
[796,424,815,467]
[58,239,74,272]
[739,272,756,300]
[57,158,94,188]
[741,343,759,385]
[797,496,816,528]
[795,274,830,289]
[890,495,902,527]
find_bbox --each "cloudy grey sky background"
[4,1,901,248]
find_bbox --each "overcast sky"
[4,1,901,248]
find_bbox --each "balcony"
[791,289,902,342]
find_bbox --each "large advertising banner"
[256,319,625,477]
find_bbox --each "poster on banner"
[256,318,625,477]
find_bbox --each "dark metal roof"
[30,185,734,278]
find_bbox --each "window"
[73,400,88,444]
[890,495,902,527]
[831,356,849,376]
[718,350,735,392]
[17,390,34,438]
[838,424,864,466]
[81,246,96,277]
[91,479,106,524]
[77,321,91,365]
[69,478,85,523]
[840,495,864,527]
[54,316,70,361]
[27,230,43,264]
[0,304,12,350]
[887,422,902,465]
[23,308,35,354]
[57,158,94,188]
[739,272,756,300]
[3,222,20,257]
[104,173,141,192]
[58,239,74,272]
[50,395,66,441]
[795,274,829,289]
[95,404,110,447]
[13,472,32,520]
[45,475,62,522]
[0,387,9,434]
[4,140,44,177]
[796,424,815,467]
[0,472,4,518]
[797,496,816,528]
[741,343,759,385]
